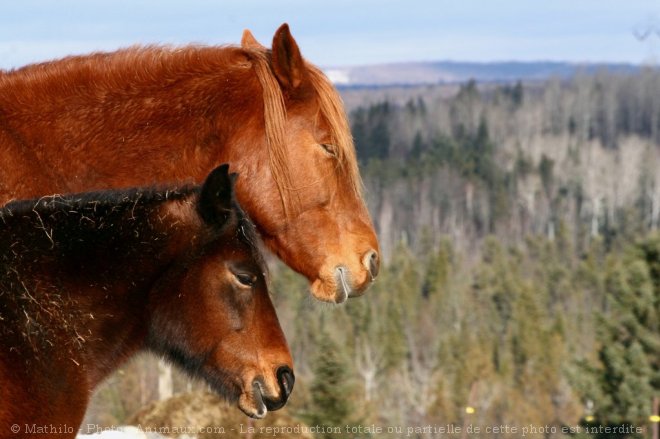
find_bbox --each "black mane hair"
[0,182,266,277]
[1,184,198,217]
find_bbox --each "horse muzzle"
[240,366,295,418]
[333,249,380,303]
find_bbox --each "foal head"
[148,165,293,418]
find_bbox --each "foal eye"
[234,273,256,287]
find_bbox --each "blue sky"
[1,0,659,69]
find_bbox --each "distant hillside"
[340,69,660,261]
[325,60,641,86]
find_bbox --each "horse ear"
[271,23,305,89]
[198,164,237,227]
[241,29,266,50]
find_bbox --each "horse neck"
[0,47,266,198]
[0,198,160,382]
[1,192,196,334]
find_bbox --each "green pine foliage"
[575,241,659,433]
[301,327,358,439]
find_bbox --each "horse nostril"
[364,250,380,280]
[276,366,295,401]
[261,366,294,412]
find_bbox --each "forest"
[84,69,660,438]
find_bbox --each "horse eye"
[234,272,256,287]
[320,143,336,156]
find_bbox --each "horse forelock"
[243,48,297,217]
[307,65,363,198]
[245,47,363,219]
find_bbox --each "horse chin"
[310,266,358,304]
[238,382,268,419]
[346,270,375,299]
[310,276,348,304]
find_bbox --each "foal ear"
[241,29,266,50]
[271,23,305,89]
[198,164,237,228]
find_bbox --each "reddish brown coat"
[0,24,379,303]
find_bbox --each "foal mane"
[2,186,196,217]
[2,183,266,271]
[244,46,363,217]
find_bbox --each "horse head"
[229,24,380,304]
[149,165,294,418]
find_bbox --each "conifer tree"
[577,241,659,435]
[303,327,357,439]
[421,239,453,299]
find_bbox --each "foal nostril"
[364,250,380,280]
[263,366,294,412]
[276,365,295,401]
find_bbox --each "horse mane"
[1,42,363,219]
[1,182,266,273]
[0,44,248,101]
[243,46,363,217]
[2,185,196,217]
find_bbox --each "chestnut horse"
[0,165,294,438]
[0,24,379,304]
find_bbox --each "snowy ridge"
[323,60,641,86]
